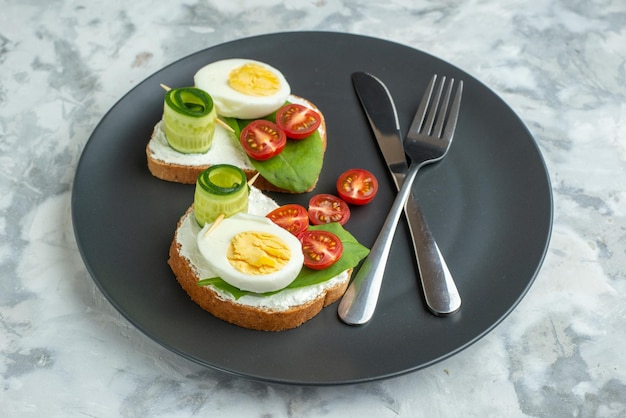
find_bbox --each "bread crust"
[147,96,326,193]
[168,207,350,332]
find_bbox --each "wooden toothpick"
[247,171,261,187]
[203,213,226,237]
[215,119,235,133]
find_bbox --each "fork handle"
[338,162,421,325]
[403,191,461,315]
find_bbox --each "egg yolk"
[228,64,281,97]
[227,231,291,275]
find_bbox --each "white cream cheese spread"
[148,120,254,169]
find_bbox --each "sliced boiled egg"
[194,58,291,120]
[197,212,304,293]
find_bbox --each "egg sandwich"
[168,180,369,331]
[146,58,326,194]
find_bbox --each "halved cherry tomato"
[240,120,286,161]
[275,103,322,140]
[308,194,350,225]
[300,230,344,270]
[266,204,309,237]
[336,168,379,205]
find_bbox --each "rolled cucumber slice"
[194,164,249,226]
[163,87,217,154]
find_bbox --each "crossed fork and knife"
[338,72,464,325]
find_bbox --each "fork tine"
[422,76,446,136]
[408,76,464,141]
[408,74,437,135]
[442,79,463,140]
[432,77,454,138]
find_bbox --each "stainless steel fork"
[338,75,463,325]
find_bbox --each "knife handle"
[404,192,461,315]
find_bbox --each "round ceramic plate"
[72,32,552,385]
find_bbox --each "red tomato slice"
[336,168,379,205]
[266,204,309,237]
[300,230,344,270]
[275,103,322,140]
[240,120,286,161]
[308,194,350,225]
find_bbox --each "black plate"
[72,32,552,385]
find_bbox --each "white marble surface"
[2,0,625,416]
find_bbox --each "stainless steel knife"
[351,71,461,316]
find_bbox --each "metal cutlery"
[338,74,463,325]
[350,71,462,317]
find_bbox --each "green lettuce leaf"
[197,222,369,300]
[222,106,324,193]
[196,277,250,299]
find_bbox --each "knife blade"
[351,71,461,316]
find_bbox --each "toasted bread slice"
[147,95,326,193]
[168,206,351,332]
